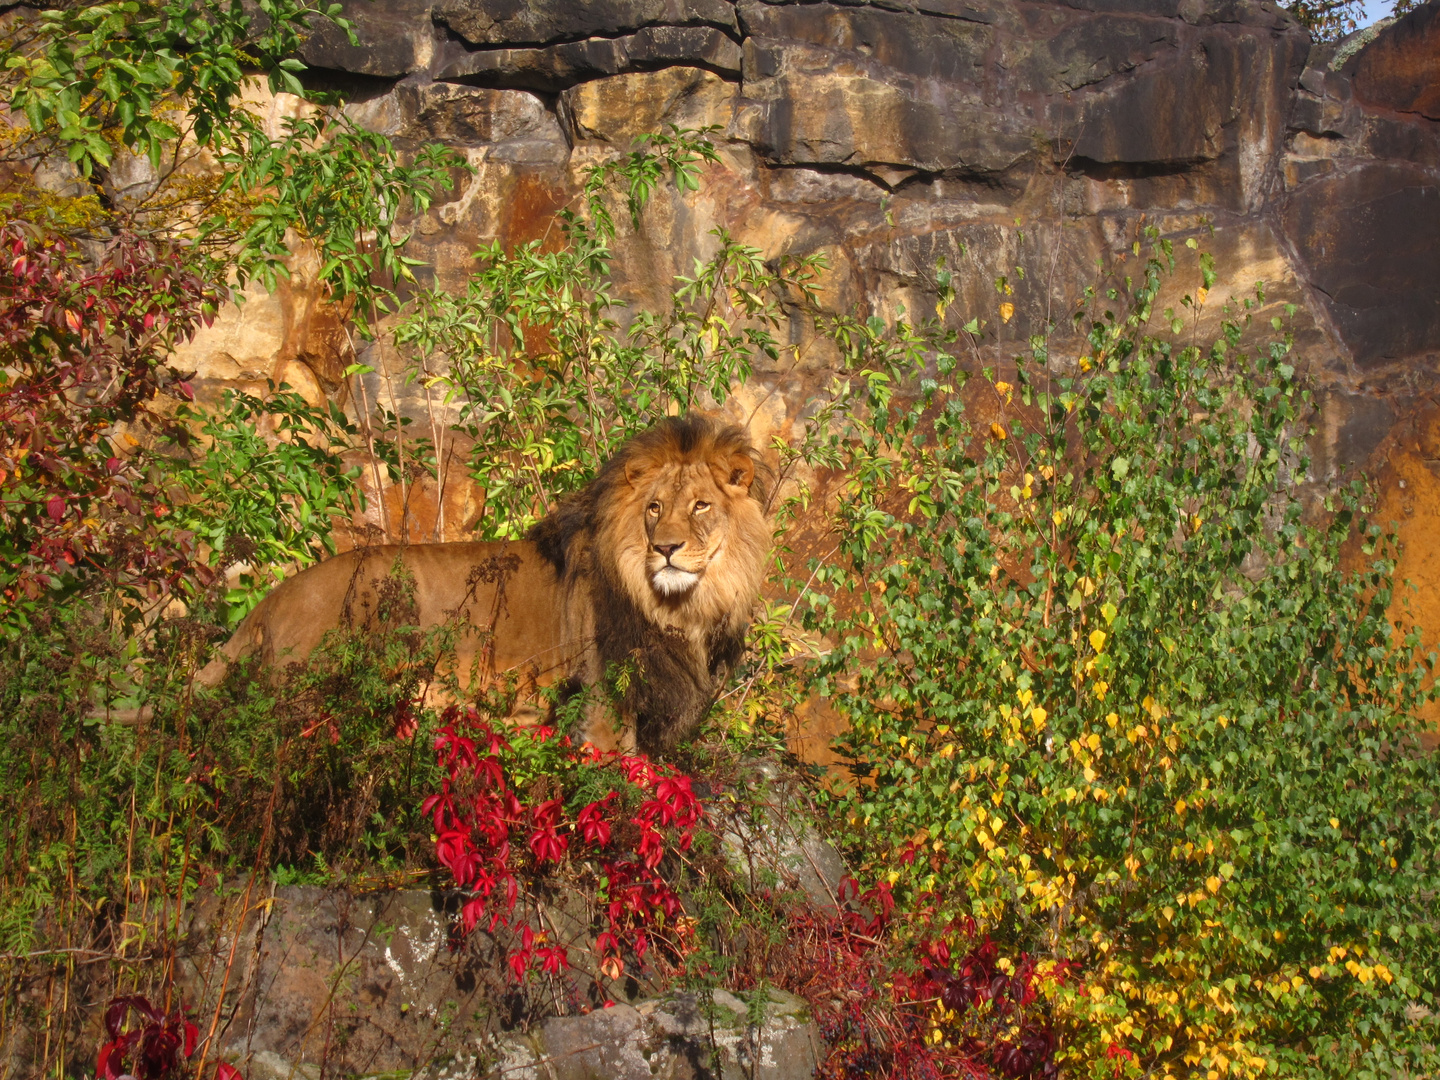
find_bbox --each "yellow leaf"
[1309,966,1322,978]
[1031,706,1047,728]
[1175,799,1187,814]
[990,422,1007,440]
[1329,818,1340,829]
[1197,287,1209,305]
[1000,302,1015,323]
[1206,876,1221,894]
[1089,629,1107,652]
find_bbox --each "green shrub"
[802,236,1440,1078]
[392,126,823,539]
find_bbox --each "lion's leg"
[576,698,632,755]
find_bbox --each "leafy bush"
[0,223,219,631]
[163,386,362,624]
[802,236,1440,1078]
[392,126,823,538]
[426,705,703,990]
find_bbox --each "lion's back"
[211,541,578,681]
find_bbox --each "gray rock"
[483,989,821,1080]
[714,761,849,910]
[299,0,436,78]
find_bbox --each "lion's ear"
[713,451,756,494]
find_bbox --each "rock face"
[480,990,821,1080]
[173,0,1440,716]
[177,885,823,1080]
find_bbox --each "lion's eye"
[648,502,662,515]
[693,501,710,513]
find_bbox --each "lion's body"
[202,540,585,690]
[200,416,771,754]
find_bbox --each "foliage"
[5,0,351,172]
[213,115,463,325]
[97,995,238,1080]
[163,386,362,623]
[0,222,219,630]
[0,4,463,1072]
[1285,0,1416,40]
[801,234,1440,1078]
[426,705,703,990]
[392,125,823,539]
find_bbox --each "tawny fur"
[198,415,770,755]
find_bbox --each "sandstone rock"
[1352,0,1440,120]
[391,83,561,147]
[563,67,736,144]
[433,0,740,47]
[436,25,743,89]
[739,1,1033,177]
[1282,164,1440,367]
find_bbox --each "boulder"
[479,989,821,1080]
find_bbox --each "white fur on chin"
[652,566,700,595]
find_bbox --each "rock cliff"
[179,0,1440,716]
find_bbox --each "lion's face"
[636,461,741,597]
[600,436,769,629]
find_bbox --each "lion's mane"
[529,414,771,753]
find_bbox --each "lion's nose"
[653,542,683,561]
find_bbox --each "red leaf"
[577,800,613,847]
[508,949,531,981]
[538,944,569,974]
[46,496,64,522]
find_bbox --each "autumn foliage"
[0,223,219,626]
[425,706,703,988]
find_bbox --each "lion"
[197,415,771,755]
